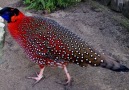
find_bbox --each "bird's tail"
[100,55,129,72]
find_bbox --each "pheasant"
[0,7,129,85]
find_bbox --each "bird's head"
[0,7,21,23]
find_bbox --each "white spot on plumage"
[101,60,104,63]
[77,63,79,65]
[98,55,100,57]
[81,60,83,62]
[89,61,91,63]
[94,64,97,66]
[94,58,97,60]
[76,51,78,52]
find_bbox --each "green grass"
[24,0,82,12]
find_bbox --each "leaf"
[40,0,46,8]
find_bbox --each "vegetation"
[24,0,82,12]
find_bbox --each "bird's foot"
[28,66,45,86]
[64,78,72,86]
[56,78,73,86]
[56,66,73,86]
[27,72,45,86]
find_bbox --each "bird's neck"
[7,12,25,39]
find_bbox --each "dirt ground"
[0,0,129,90]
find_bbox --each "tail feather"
[100,56,129,72]
[112,65,129,72]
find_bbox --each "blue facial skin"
[2,15,10,22]
[1,12,11,22]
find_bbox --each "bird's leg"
[63,66,71,85]
[56,65,72,85]
[28,65,45,84]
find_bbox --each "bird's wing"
[18,16,70,64]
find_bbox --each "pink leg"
[28,66,45,84]
[63,66,71,84]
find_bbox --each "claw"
[56,78,73,86]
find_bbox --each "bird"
[0,7,129,85]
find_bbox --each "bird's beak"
[0,11,1,16]
[0,9,2,16]
[0,7,3,16]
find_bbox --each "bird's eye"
[11,9,14,11]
